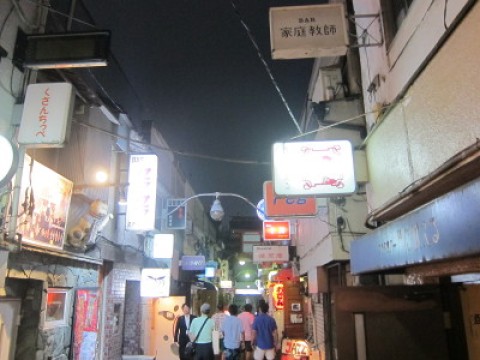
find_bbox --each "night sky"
[81,0,324,217]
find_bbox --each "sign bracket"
[347,13,384,48]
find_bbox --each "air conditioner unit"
[311,67,343,102]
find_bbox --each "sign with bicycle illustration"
[272,140,356,196]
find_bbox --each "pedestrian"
[251,302,279,360]
[237,304,255,360]
[211,303,227,356]
[189,303,215,360]
[221,304,244,360]
[174,303,197,360]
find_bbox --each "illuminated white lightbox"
[126,154,157,231]
[273,140,355,196]
[144,234,174,259]
[140,268,171,297]
[18,83,74,147]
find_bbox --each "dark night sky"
[81,0,324,217]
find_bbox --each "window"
[381,0,415,49]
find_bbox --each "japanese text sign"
[253,245,289,263]
[181,255,206,271]
[19,82,74,147]
[269,4,349,59]
[263,220,291,241]
[126,154,157,231]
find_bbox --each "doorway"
[460,284,480,359]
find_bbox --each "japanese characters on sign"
[269,4,349,59]
[272,283,284,310]
[181,255,206,271]
[273,140,356,196]
[19,83,74,147]
[263,220,291,241]
[166,199,187,229]
[253,245,289,263]
[126,154,157,231]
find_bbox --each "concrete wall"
[353,0,480,210]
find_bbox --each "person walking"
[251,302,279,360]
[237,304,255,360]
[175,304,197,360]
[189,303,215,360]
[221,304,244,360]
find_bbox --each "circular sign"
[257,199,266,221]
[0,134,18,188]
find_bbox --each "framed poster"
[18,155,73,250]
[72,288,100,360]
[43,288,71,329]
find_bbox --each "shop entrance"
[460,284,480,359]
[334,285,449,360]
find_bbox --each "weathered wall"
[6,250,99,360]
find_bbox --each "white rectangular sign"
[18,83,74,147]
[273,140,355,196]
[269,4,349,60]
[144,233,174,259]
[140,268,171,297]
[126,154,157,231]
[253,246,289,263]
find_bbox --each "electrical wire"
[73,119,270,166]
[230,0,302,134]
[290,103,394,140]
[22,0,98,29]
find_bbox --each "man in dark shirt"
[251,302,278,360]
[174,303,197,360]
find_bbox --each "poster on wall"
[18,155,73,250]
[72,288,100,360]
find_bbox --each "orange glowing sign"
[263,220,290,241]
[272,283,284,310]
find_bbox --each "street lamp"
[166,191,261,222]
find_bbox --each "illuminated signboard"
[272,283,284,310]
[181,255,206,271]
[18,83,74,147]
[263,220,291,241]
[220,280,233,289]
[273,140,355,196]
[126,154,157,231]
[144,234,174,259]
[140,268,171,297]
[263,181,317,217]
[253,246,289,263]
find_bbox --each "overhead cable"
[230,0,303,134]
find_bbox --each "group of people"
[174,301,279,360]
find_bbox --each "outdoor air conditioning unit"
[311,67,343,102]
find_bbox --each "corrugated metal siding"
[313,298,326,356]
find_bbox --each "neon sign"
[272,283,284,310]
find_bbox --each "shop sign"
[18,82,74,147]
[253,246,289,263]
[220,280,233,289]
[263,181,317,217]
[166,199,187,229]
[272,283,284,310]
[126,154,157,231]
[351,178,480,274]
[269,4,349,59]
[140,268,170,297]
[273,140,355,196]
[263,220,290,241]
[144,233,174,259]
[181,255,206,271]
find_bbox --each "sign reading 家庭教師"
[272,140,355,196]
[269,4,349,60]
[253,245,289,263]
[126,154,157,231]
[18,83,74,147]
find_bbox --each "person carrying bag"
[188,303,215,360]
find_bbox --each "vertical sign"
[166,199,187,230]
[126,154,157,231]
[18,82,74,147]
[72,288,100,360]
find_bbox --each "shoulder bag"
[185,317,209,358]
